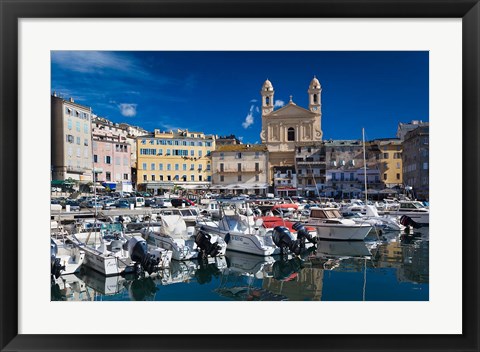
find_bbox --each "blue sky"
[51,51,428,143]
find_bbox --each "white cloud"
[274,100,285,108]
[119,103,137,117]
[255,106,260,113]
[250,99,258,103]
[238,136,244,142]
[242,105,255,129]
[52,51,137,74]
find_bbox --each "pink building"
[92,134,131,189]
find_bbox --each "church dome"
[310,76,321,89]
[262,79,274,90]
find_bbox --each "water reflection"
[53,232,429,301]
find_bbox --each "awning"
[51,180,75,185]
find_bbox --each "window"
[167,175,171,181]
[198,150,202,157]
[220,163,224,172]
[255,152,259,159]
[182,175,187,182]
[307,147,311,153]
[190,164,195,170]
[396,173,400,180]
[84,149,88,158]
[237,163,241,172]
[266,96,270,106]
[76,148,81,157]
[76,137,80,145]
[207,176,212,182]
[166,149,171,155]
[383,173,388,180]
[287,127,295,141]
[93,155,98,163]
[152,175,155,181]
[332,173,337,181]
[160,175,164,181]
[350,172,355,181]
[167,164,171,171]
[84,138,88,146]
[65,107,71,115]
[67,119,72,130]
[158,149,163,155]
[236,152,242,159]
[255,175,259,181]
[206,164,211,171]
[238,175,242,182]
[423,162,429,170]
[143,175,147,181]
[106,172,111,181]
[105,156,111,164]
[220,175,224,182]
[123,173,129,180]
[124,157,129,166]
[159,163,163,171]
[142,163,147,170]
[394,152,401,159]
[151,163,155,170]
[66,134,74,143]
[175,164,179,171]
[84,124,88,133]
[255,162,259,172]
[313,94,318,103]
[340,173,344,181]
[198,164,202,171]
[190,150,194,156]
[220,153,224,160]
[183,164,187,171]
[198,175,202,181]
[191,175,195,181]
[383,152,389,159]
[76,121,80,132]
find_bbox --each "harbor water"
[52,232,429,301]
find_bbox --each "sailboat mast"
[362,128,367,204]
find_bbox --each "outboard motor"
[195,230,222,259]
[272,226,301,255]
[50,239,65,281]
[124,236,160,275]
[400,215,422,229]
[292,222,316,247]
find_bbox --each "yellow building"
[136,129,215,194]
[371,139,403,188]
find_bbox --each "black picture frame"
[1,1,478,351]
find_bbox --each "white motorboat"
[69,223,172,276]
[305,207,373,241]
[197,213,280,256]
[142,214,226,261]
[50,237,85,278]
[387,200,429,225]
[351,205,404,233]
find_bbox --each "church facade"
[260,77,324,184]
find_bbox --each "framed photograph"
[1,0,478,351]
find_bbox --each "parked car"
[64,200,80,211]
[114,199,131,208]
[171,198,195,207]
[101,199,116,209]
[86,200,103,209]
[153,197,172,208]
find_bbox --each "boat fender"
[224,233,231,244]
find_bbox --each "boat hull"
[313,224,371,241]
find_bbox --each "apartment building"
[211,144,269,195]
[136,129,215,193]
[51,94,93,181]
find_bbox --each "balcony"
[216,168,263,174]
[66,166,87,173]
